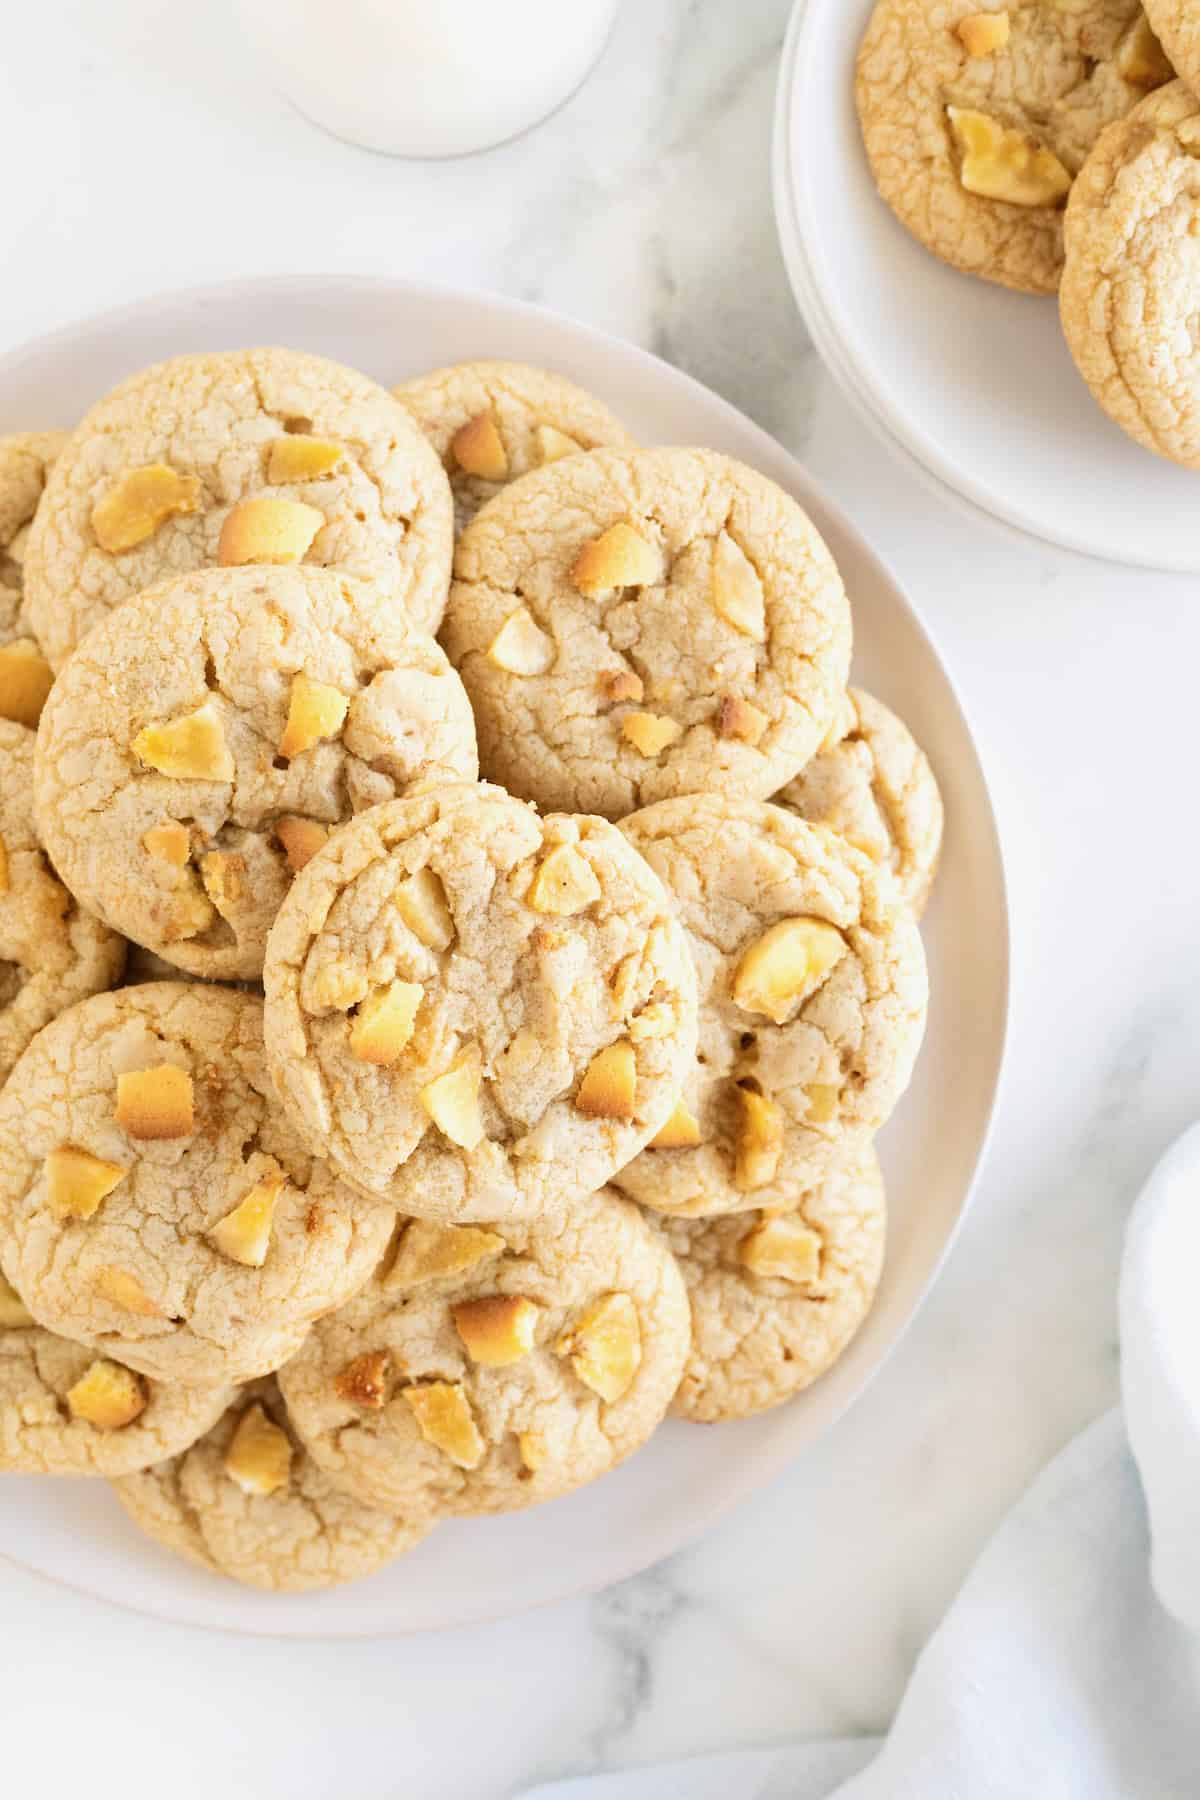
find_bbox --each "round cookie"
[774,687,943,918]
[23,347,454,668]
[441,448,851,819]
[263,783,699,1224]
[1060,80,1200,464]
[613,795,927,1218]
[277,1187,690,1519]
[0,1276,233,1477]
[0,721,125,1088]
[660,1141,886,1422]
[34,564,478,982]
[0,983,395,1386]
[856,0,1175,295]
[0,432,67,732]
[395,359,635,534]
[113,1378,430,1591]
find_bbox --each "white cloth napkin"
[527,1124,1200,1799]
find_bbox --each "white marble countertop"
[2,2,1195,1795]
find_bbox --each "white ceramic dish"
[773,0,1200,573]
[0,274,1008,1636]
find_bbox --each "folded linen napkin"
[527,1123,1200,1799]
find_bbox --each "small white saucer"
[773,0,1200,572]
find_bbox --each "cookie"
[112,1378,430,1591]
[23,347,454,668]
[277,1186,690,1519]
[0,721,125,1088]
[774,688,943,918]
[0,430,66,597]
[1143,0,1200,95]
[1060,79,1200,464]
[263,783,698,1224]
[0,1275,233,1477]
[856,0,1174,294]
[613,795,927,1217]
[395,359,634,534]
[441,448,851,819]
[0,432,67,731]
[34,564,478,982]
[0,984,395,1386]
[660,1141,886,1422]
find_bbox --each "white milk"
[237,0,621,158]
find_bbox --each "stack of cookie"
[856,0,1200,468]
[0,347,938,1592]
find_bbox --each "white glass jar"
[238,0,621,159]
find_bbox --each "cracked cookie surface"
[613,795,927,1217]
[0,1300,233,1477]
[34,565,478,982]
[775,687,943,918]
[0,430,66,652]
[263,783,699,1223]
[0,721,125,1087]
[856,0,1173,293]
[0,983,395,1385]
[441,448,851,819]
[277,1186,690,1519]
[1144,0,1200,95]
[23,347,454,668]
[394,359,634,534]
[0,432,67,734]
[1060,79,1200,463]
[113,1376,430,1590]
[660,1140,885,1422]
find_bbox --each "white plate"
[773,0,1200,573]
[0,274,1008,1636]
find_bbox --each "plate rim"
[771,0,1200,578]
[0,270,1010,1636]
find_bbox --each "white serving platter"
[0,274,1007,1635]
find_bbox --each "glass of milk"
[238,0,622,159]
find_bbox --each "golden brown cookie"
[660,1141,886,1421]
[23,347,453,667]
[395,359,634,533]
[277,1188,689,1519]
[856,0,1173,293]
[113,1378,431,1591]
[774,688,943,918]
[441,448,851,818]
[0,984,395,1386]
[0,1271,233,1476]
[0,431,67,731]
[263,784,698,1223]
[0,431,66,600]
[613,795,927,1218]
[1061,79,1200,463]
[0,720,125,1087]
[34,564,477,981]
[1143,0,1200,96]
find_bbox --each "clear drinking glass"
[237,0,622,158]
